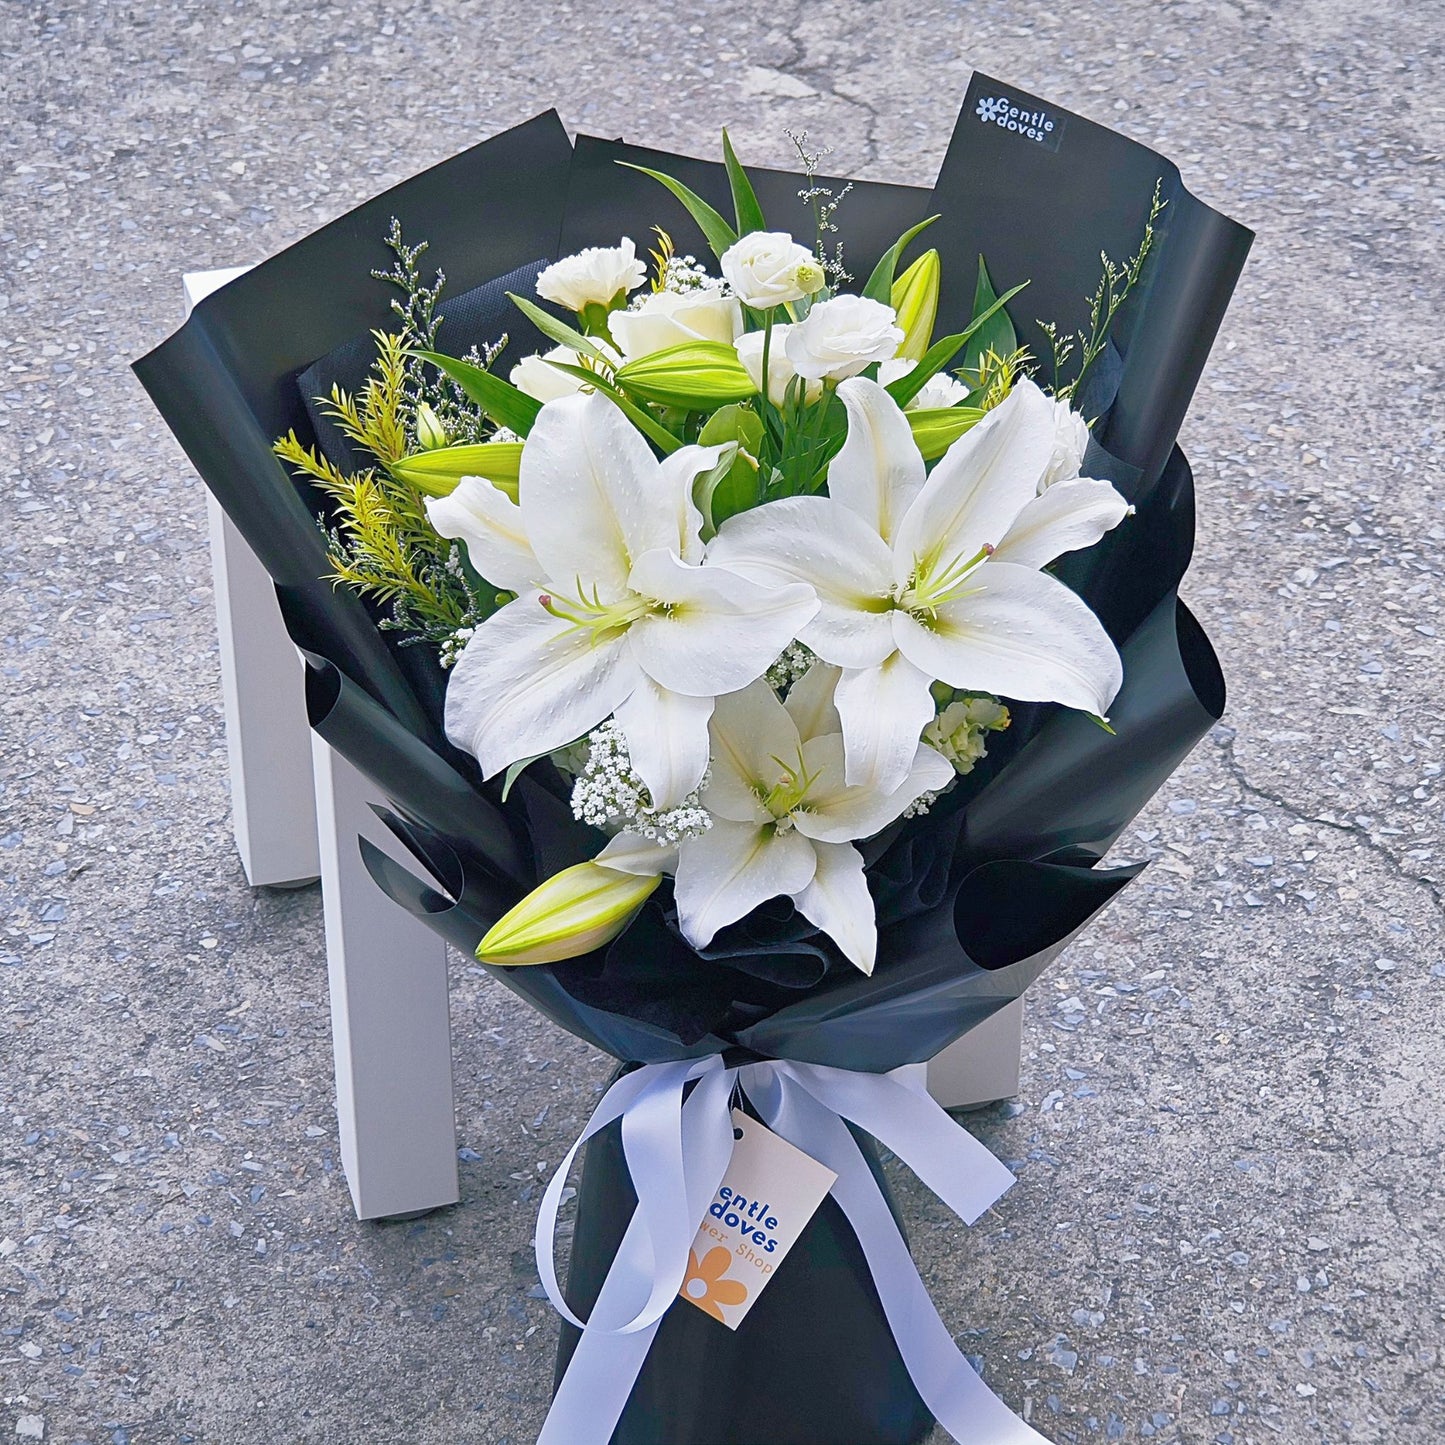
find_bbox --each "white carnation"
[877,358,970,411]
[609,288,742,361]
[735,325,823,407]
[785,295,904,383]
[1041,398,1091,491]
[720,232,824,309]
[535,239,646,312]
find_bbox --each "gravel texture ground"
[2,1,1443,1442]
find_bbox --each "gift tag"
[678,1110,837,1330]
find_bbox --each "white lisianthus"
[1041,398,1091,491]
[878,358,970,411]
[785,295,905,383]
[608,288,743,361]
[535,239,647,313]
[510,344,618,404]
[735,325,823,407]
[720,232,824,309]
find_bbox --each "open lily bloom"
[602,665,953,974]
[708,376,1131,792]
[441,392,817,808]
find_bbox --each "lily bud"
[614,340,758,410]
[476,861,661,966]
[389,441,524,499]
[890,249,941,362]
[906,404,986,461]
[414,402,448,451]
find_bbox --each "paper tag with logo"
[678,1110,837,1330]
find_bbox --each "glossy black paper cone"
[555,1093,934,1445]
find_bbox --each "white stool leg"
[185,267,458,1218]
[922,997,1024,1111]
[311,740,459,1220]
[185,268,319,888]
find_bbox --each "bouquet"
[135,75,1251,1445]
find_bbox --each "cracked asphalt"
[2,1,1442,1442]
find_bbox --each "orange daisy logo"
[680,1246,749,1322]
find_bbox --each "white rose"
[510,344,618,404]
[720,232,824,309]
[1040,399,1091,490]
[735,325,823,407]
[784,295,904,382]
[608,288,743,360]
[535,239,647,312]
[877,358,970,412]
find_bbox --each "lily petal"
[655,442,731,565]
[519,391,673,594]
[425,475,540,593]
[702,679,799,825]
[613,674,714,810]
[444,590,636,778]
[891,376,1056,590]
[626,548,817,697]
[830,378,926,545]
[831,648,939,792]
[783,661,843,742]
[708,496,896,669]
[893,560,1123,717]
[990,476,1131,570]
[793,733,950,843]
[790,841,876,975]
[673,820,817,949]
[597,832,678,877]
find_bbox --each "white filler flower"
[535,239,647,312]
[609,289,742,361]
[709,376,1130,792]
[441,392,818,809]
[720,232,824,309]
[785,295,905,382]
[603,664,952,974]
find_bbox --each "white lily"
[602,665,953,975]
[443,392,818,809]
[708,376,1130,792]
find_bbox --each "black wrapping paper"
[133,83,1250,1445]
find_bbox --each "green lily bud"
[414,402,448,451]
[476,861,661,966]
[389,442,524,499]
[614,341,758,410]
[906,404,986,461]
[890,249,941,362]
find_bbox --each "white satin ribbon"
[534,1055,1052,1445]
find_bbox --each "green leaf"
[537,361,683,454]
[410,351,541,437]
[883,281,1029,409]
[721,129,767,236]
[695,404,765,535]
[861,215,939,305]
[616,161,738,262]
[960,256,1019,378]
[501,754,546,802]
[504,292,609,361]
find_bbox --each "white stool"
[185,266,1022,1219]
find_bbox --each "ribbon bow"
[534,1055,1051,1445]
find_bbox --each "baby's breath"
[570,721,712,845]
